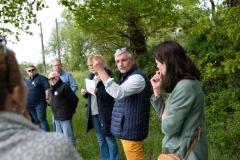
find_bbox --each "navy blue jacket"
[83,69,114,136]
[111,65,151,140]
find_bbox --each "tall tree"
[46,9,90,71]
[59,0,180,58]
[0,0,47,41]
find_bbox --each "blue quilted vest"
[111,64,151,140]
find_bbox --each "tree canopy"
[59,0,180,58]
[46,9,90,71]
[0,0,47,41]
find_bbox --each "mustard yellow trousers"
[120,139,144,160]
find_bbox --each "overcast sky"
[7,1,64,64]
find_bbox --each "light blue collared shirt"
[60,70,78,93]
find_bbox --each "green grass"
[46,70,224,160]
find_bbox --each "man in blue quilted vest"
[92,48,151,160]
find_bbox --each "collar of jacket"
[51,78,63,91]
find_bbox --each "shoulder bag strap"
[183,124,202,160]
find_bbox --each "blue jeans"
[92,115,119,160]
[55,119,76,147]
[28,103,50,132]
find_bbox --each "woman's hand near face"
[150,71,163,99]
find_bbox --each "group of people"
[25,60,79,147]
[81,41,208,160]
[0,38,83,160]
[0,37,208,160]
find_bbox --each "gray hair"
[114,47,134,59]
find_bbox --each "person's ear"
[131,58,135,63]
[10,86,21,107]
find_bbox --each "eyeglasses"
[48,76,57,81]
[115,47,133,57]
[28,69,35,72]
[0,37,9,85]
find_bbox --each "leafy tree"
[46,9,90,71]
[0,0,47,41]
[59,0,180,69]
[36,63,44,74]
[19,61,32,77]
[181,3,240,158]
[223,0,240,7]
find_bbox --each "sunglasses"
[0,38,9,85]
[48,76,58,81]
[28,69,35,72]
[115,47,133,57]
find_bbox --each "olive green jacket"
[151,79,208,160]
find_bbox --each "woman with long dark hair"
[150,40,208,160]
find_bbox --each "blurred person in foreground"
[81,54,119,160]
[92,48,151,160]
[150,40,208,160]
[48,71,78,147]
[0,38,83,160]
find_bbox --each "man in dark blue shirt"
[26,65,50,132]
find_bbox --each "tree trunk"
[209,0,215,15]
[127,17,147,69]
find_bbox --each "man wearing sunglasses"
[52,59,78,131]
[48,71,79,147]
[92,48,151,160]
[25,65,50,132]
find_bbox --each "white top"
[90,77,101,115]
[104,74,145,99]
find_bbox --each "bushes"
[204,88,240,159]
[182,5,240,159]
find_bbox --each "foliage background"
[2,0,240,159]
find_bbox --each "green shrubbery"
[182,5,240,159]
